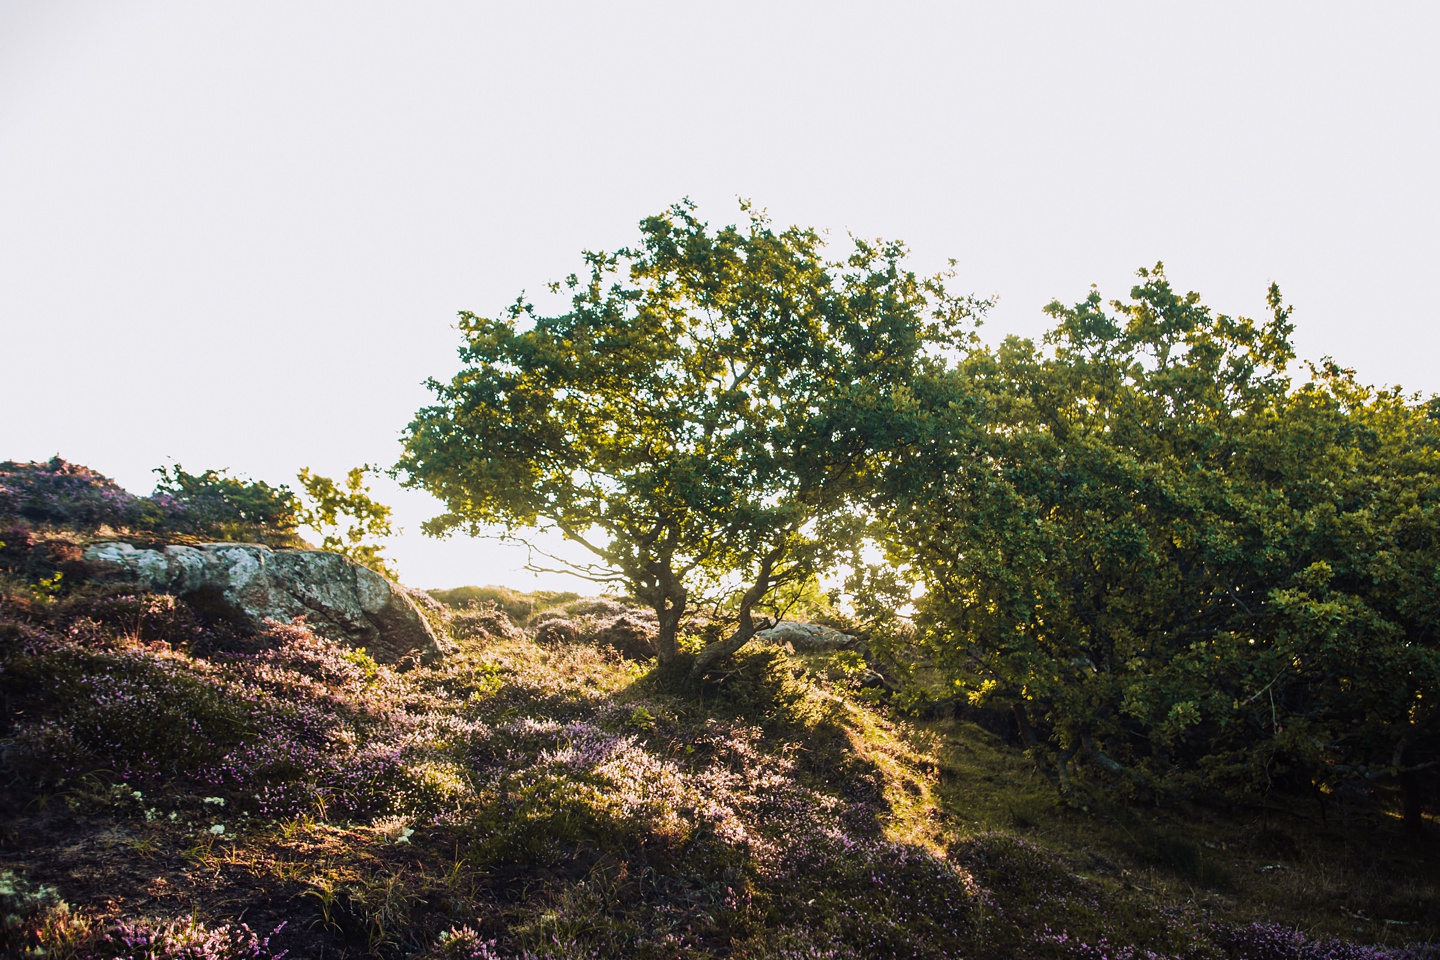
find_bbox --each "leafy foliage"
[875,265,1440,818]
[151,465,301,543]
[295,465,398,578]
[399,200,982,673]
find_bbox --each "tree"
[878,265,1440,817]
[295,466,399,579]
[397,201,980,674]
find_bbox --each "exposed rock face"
[83,541,451,665]
[755,620,856,652]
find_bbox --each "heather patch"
[85,915,290,960]
[1,585,1436,959]
[1207,923,1439,960]
[448,602,525,643]
[1,613,456,823]
[0,458,144,530]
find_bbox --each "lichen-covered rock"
[755,620,856,652]
[83,541,452,665]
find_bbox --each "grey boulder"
[755,620,856,652]
[83,541,451,665]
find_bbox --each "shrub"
[151,465,300,543]
[60,592,208,648]
[0,458,142,530]
[1211,921,1440,960]
[1,869,80,958]
[5,644,255,786]
[88,915,289,960]
[450,602,524,642]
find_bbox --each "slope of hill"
[0,468,1436,958]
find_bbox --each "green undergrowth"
[0,580,1436,959]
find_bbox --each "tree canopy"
[397,201,982,673]
[873,266,1440,824]
[399,207,1438,823]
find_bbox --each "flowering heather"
[88,916,288,960]
[1208,922,1439,960]
[1,581,1436,959]
[425,926,600,960]
[0,458,143,529]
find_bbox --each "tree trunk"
[689,546,783,677]
[690,620,759,676]
[637,562,687,665]
[655,599,684,663]
[1400,770,1428,836]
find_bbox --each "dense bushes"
[0,458,299,544]
[150,464,300,542]
[875,267,1440,820]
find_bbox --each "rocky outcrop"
[83,541,451,665]
[755,620,857,652]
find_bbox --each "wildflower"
[202,796,226,807]
[372,817,415,843]
[210,824,225,835]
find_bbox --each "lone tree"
[397,201,979,674]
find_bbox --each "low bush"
[0,459,142,530]
[450,601,524,642]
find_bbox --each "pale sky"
[2,2,1437,590]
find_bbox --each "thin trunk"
[637,558,686,665]
[1395,738,1428,836]
[690,546,783,678]
[690,619,759,676]
[1013,702,1040,749]
[1400,771,1426,836]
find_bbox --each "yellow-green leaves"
[398,201,983,668]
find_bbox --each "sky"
[2,2,1437,590]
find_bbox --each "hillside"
[1,466,1437,959]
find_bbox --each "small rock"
[755,620,856,652]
